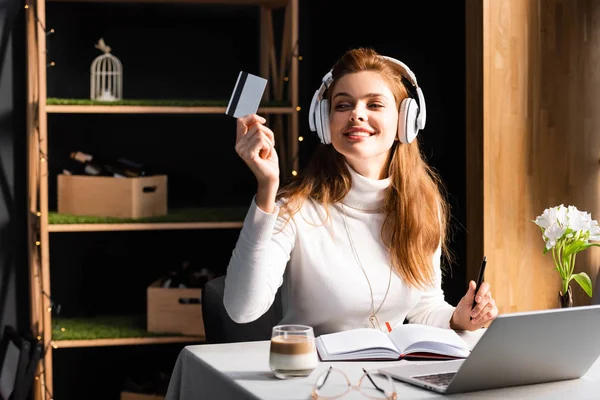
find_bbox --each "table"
[165,331,600,399]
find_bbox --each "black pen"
[471,256,487,320]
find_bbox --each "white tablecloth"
[165,330,600,400]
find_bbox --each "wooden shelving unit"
[25,0,299,398]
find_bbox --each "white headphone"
[308,55,426,145]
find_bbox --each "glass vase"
[558,285,573,308]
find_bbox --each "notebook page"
[389,324,469,354]
[404,341,471,358]
[318,328,398,355]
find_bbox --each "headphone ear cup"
[398,98,420,144]
[308,89,319,133]
[314,100,324,144]
[319,99,331,144]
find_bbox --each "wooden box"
[147,279,205,336]
[57,174,167,219]
[120,392,165,400]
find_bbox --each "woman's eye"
[334,103,351,110]
[369,103,384,108]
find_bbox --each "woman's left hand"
[450,280,498,331]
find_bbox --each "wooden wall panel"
[534,0,600,307]
[466,0,600,313]
[465,0,484,295]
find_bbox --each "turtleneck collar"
[342,163,391,211]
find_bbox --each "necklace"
[341,204,392,331]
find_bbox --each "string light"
[32,343,56,399]
[42,290,61,315]
[27,0,53,381]
[27,0,55,70]
[274,45,304,177]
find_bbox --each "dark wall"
[0,0,28,336]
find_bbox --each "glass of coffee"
[269,324,319,379]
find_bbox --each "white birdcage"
[90,38,122,101]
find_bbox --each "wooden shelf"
[45,98,294,114]
[51,315,205,348]
[47,0,289,7]
[49,220,243,232]
[46,105,295,115]
[52,335,205,348]
[47,207,247,231]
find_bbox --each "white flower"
[534,204,568,230]
[543,223,566,250]
[590,220,600,241]
[534,206,559,229]
[568,208,591,233]
[534,204,600,250]
[534,204,598,298]
[555,205,568,226]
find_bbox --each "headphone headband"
[380,56,418,88]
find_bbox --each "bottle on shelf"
[61,160,91,176]
[161,260,191,289]
[160,261,216,304]
[68,151,150,178]
[63,151,107,176]
[117,157,149,177]
[161,269,183,289]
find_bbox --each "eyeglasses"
[311,366,397,400]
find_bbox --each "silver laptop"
[379,305,600,394]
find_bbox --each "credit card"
[225,71,268,118]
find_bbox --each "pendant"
[369,315,377,329]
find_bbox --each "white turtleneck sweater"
[223,166,456,336]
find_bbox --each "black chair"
[0,325,41,400]
[201,275,283,344]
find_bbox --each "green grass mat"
[46,97,289,107]
[48,206,249,224]
[52,315,176,340]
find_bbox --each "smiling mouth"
[344,131,374,137]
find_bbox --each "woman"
[224,47,497,335]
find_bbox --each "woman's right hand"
[235,114,279,186]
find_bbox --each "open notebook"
[316,324,471,361]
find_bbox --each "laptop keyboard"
[411,372,456,388]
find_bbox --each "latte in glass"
[269,325,318,379]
